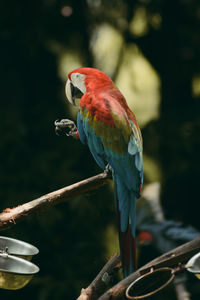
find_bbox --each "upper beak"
[65,79,84,106]
[65,79,75,106]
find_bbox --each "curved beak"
[65,79,75,106]
[65,79,84,106]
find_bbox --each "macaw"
[57,67,143,277]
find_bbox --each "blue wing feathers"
[128,135,138,155]
[130,193,136,235]
[77,112,106,169]
[78,111,142,276]
[115,174,136,236]
[77,112,87,144]
[115,175,130,232]
[78,112,143,192]
[135,152,143,172]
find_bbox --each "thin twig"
[98,236,200,300]
[0,172,111,231]
[174,276,191,300]
[77,254,121,300]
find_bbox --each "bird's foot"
[104,164,113,176]
[54,119,77,137]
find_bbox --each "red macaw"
[57,67,143,277]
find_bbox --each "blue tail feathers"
[114,175,137,277]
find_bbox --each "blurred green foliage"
[0,0,200,299]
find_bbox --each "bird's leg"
[104,164,113,176]
[54,119,79,138]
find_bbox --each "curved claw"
[54,119,75,128]
[104,164,113,176]
[54,119,60,126]
[54,119,77,137]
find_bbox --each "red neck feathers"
[69,68,138,127]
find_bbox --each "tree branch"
[77,254,121,300]
[98,236,200,300]
[0,172,111,231]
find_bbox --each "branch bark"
[77,254,121,300]
[0,172,111,231]
[98,236,200,300]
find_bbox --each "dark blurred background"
[0,0,200,299]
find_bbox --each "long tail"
[114,175,137,277]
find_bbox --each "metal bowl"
[0,253,39,290]
[186,252,200,279]
[0,236,39,261]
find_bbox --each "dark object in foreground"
[54,119,77,137]
[0,253,39,290]
[0,236,39,290]
[126,267,175,299]
[97,236,200,300]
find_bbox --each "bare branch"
[98,236,200,300]
[0,172,111,231]
[77,254,121,300]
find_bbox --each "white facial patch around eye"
[71,73,86,94]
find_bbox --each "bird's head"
[65,67,112,106]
